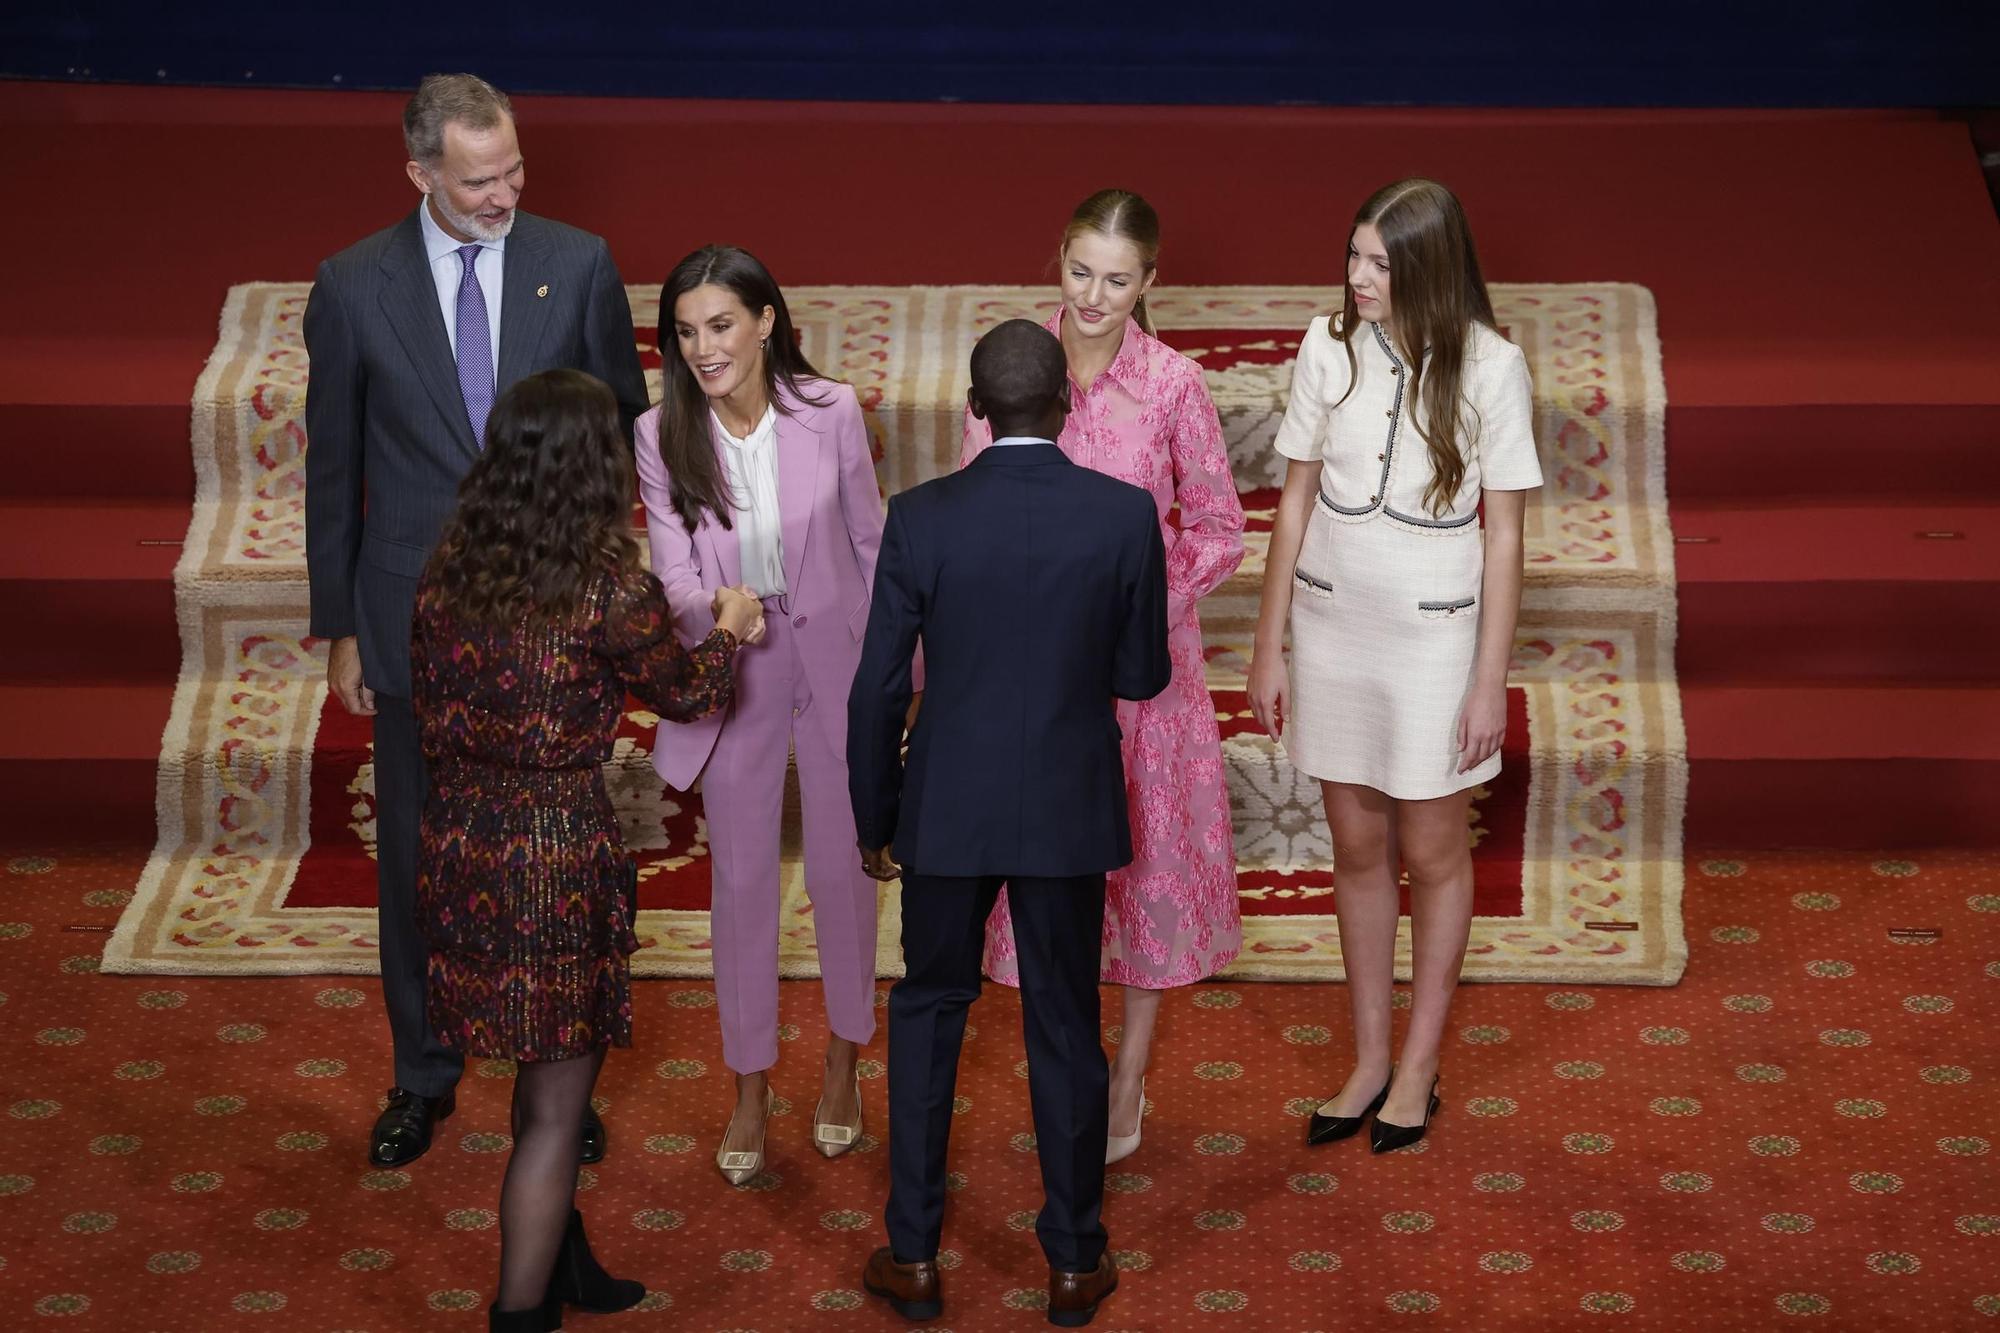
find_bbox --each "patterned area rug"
[106,284,1683,983]
[17,846,2000,1327]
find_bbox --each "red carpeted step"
[5,90,2000,520]
[1675,502,2000,684]
[0,330,208,501]
[0,402,195,501]
[0,683,167,845]
[1668,404,2000,503]
[1684,684,2000,848]
[0,502,184,683]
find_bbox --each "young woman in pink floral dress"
[962,189,1245,1162]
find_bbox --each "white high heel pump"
[1105,1078,1145,1165]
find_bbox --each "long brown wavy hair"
[1330,178,1498,516]
[425,369,644,625]
[1060,188,1161,335]
[654,245,831,534]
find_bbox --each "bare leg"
[719,1069,771,1161]
[1319,781,1400,1117]
[820,1034,862,1127]
[1383,789,1475,1124]
[496,1048,605,1312]
[1108,985,1162,1138]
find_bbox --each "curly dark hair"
[425,368,643,626]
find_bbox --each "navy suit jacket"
[303,209,649,699]
[847,441,1170,879]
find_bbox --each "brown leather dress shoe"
[1047,1254,1118,1327]
[862,1246,941,1321]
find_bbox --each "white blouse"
[716,405,787,597]
[1272,315,1543,528]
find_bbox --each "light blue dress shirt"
[417,200,505,380]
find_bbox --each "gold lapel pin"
[536,284,550,298]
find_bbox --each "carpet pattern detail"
[14,847,1999,1328]
[106,284,1683,983]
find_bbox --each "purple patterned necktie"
[454,244,494,448]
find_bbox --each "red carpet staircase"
[2,91,1998,852]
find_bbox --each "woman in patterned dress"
[963,189,1246,1163]
[1249,179,1543,1153]
[412,369,764,1330]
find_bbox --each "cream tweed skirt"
[1283,502,1498,800]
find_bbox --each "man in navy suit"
[847,320,1169,1327]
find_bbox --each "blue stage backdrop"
[3,1,1996,106]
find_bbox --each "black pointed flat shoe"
[1369,1079,1441,1154]
[1306,1081,1390,1145]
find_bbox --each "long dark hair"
[426,369,643,626]
[1330,178,1498,516]
[655,244,831,534]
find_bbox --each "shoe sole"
[1306,1120,1364,1145]
[864,1280,940,1320]
[558,1290,645,1316]
[863,1281,941,1321]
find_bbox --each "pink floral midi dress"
[963,308,1246,987]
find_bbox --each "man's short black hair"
[969,319,1068,423]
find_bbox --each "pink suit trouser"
[700,597,879,1074]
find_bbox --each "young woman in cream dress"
[1249,179,1542,1153]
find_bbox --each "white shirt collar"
[988,435,1054,448]
[713,405,779,450]
[417,198,507,265]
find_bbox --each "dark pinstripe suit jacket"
[303,208,649,699]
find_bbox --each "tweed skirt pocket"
[1284,508,1497,800]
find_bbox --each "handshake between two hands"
[710,585,767,646]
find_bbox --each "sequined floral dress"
[964,309,1247,987]
[410,569,737,1061]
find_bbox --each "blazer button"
[794,615,808,627]
[1376,453,1385,461]
[1369,495,1379,503]
[1384,409,1393,418]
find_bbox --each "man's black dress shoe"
[1370,1078,1442,1154]
[1307,1080,1390,1145]
[370,1087,455,1167]
[581,1106,607,1164]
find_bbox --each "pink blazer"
[634,380,889,791]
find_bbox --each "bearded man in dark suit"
[304,72,647,1168]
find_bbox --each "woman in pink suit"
[963,190,1246,1164]
[635,245,886,1185]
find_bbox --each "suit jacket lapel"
[776,406,821,599]
[377,213,478,460]
[700,423,744,590]
[496,214,556,392]
[704,503,743,591]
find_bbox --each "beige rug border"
[107,282,1684,986]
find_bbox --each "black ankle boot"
[487,1300,553,1332]
[547,1208,645,1314]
